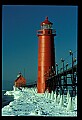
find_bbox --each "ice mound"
[2,87,77,116]
[4,91,14,95]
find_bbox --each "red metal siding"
[15,76,26,87]
[37,31,55,93]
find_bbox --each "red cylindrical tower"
[37,17,56,93]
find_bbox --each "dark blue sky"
[2,5,78,87]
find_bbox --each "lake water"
[2,90,14,108]
[2,80,14,108]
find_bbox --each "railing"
[37,29,56,36]
[44,50,77,95]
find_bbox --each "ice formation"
[67,90,70,103]
[57,93,60,103]
[66,97,74,111]
[50,91,54,100]
[2,86,77,116]
[59,95,64,107]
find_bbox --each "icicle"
[45,90,48,98]
[66,97,74,111]
[57,92,60,103]
[13,86,16,91]
[45,91,47,98]
[75,95,77,110]
[46,92,48,98]
[67,90,70,103]
[35,88,37,93]
[54,91,56,99]
[54,91,57,103]
[50,91,54,100]
[48,93,51,99]
[13,86,19,91]
[75,95,77,104]
[59,95,64,107]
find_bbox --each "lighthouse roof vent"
[41,17,53,26]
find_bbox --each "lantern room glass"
[41,24,52,29]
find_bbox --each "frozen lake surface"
[2,87,77,116]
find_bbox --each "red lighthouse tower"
[37,17,56,93]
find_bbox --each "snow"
[2,87,77,116]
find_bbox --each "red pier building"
[37,17,56,93]
[15,72,26,88]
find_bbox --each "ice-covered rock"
[13,86,19,91]
[29,109,41,116]
[2,87,77,116]
[4,91,14,95]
